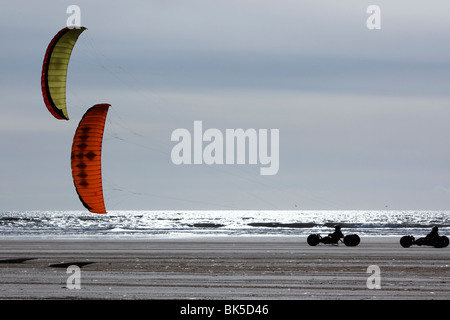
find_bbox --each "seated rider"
[426,226,439,241]
[416,226,439,246]
[328,225,344,243]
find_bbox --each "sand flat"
[0,236,448,300]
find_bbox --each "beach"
[0,236,448,300]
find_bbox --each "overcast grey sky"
[1,0,450,211]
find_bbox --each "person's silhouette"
[416,226,439,246]
[328,225,344,244]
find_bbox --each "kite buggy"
[307,225,361,247]
[400,227,449,248]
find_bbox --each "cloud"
[433,186,450,194]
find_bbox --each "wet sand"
[0,236,448,300]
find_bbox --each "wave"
[189,223,225,228]
[247,222,318,228]
[0,217,22,224]
[247,221,450,229]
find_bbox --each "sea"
[0,210,448,239]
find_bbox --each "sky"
[1,0,450,211]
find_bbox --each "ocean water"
[0,210,448,239]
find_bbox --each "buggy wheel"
[434,236,449,248]
[400,235,413,248]
[343,234,360,246]
[307,234,320,246]
[442,236,449,247]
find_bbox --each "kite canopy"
[41,27,86,120]
[71,103,110,214]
